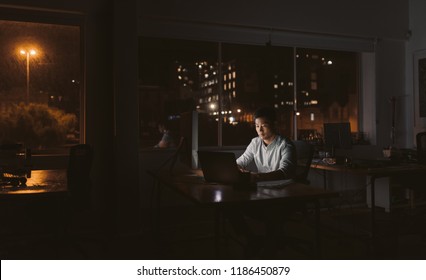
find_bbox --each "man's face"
[255,117,275,142]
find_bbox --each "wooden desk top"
[311,160,426,177]
[148,169,337,206]
[311,161,367,175]
[366,164,426,177]
[0,169,67,196]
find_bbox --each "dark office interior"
[1,0,426,260]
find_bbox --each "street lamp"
[20,49,37,104]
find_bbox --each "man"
[237,106,296,181]
[230,107,297,258]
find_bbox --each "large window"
[139,37,359,148]
[0,18,82,153]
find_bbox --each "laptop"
[197,151,293,189]
[197,151,244,185]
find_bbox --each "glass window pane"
[138,38,361,149]
[221,43,294,145]
[296,48,358,144]
[138,37,218,148]
[0,20,81,153]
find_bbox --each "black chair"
[274,140,317,258]
[293,140,314,184]
[417,131,426,164]
[67,144,93,210]
[155,136,186,175]
[405,132,426,209]
[62,144,107,257]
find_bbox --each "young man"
[230,107,298,258]
[236,106,296,182]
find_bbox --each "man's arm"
[236,138,255,169]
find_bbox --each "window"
[0,18,82,154]
[138,37,359,148]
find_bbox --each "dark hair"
[254,107,276,124]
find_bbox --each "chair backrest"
[293,140,314,184]
[67,144,93,208]
[156,137,186,174]
[417,132,426,163]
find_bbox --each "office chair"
[405,132,426,210]
[67,144,93,210]
[150,137,186,231]
[273,140,316,258]
[62,144,107,257]
[417,131,426,164]
[155,136,186,175]
[293,140,314,184]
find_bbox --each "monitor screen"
[323,122,352,150]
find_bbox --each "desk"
[0,169,67,197]
[311,161,426,253]
[0,169,68,257]
[366,164,426,243]
[310,161,367,190]
[148,169,337,258]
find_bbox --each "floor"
[2,200,426,260]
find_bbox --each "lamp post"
[20,49,37,104]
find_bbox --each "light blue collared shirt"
[236,135,296,178]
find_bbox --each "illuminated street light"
[20,49,37,103]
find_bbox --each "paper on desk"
[256,179,294,188]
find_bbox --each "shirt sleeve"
[278,140,297,178]
[236,138,255,168]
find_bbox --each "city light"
[20,48,37,104]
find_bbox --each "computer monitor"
[323,122,352,151]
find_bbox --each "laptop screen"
[197,151,241,184]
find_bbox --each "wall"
[139,0,408,40]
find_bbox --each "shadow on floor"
[2,204,426,259]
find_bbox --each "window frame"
[139,36,372,149]
[0,6,86,155]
